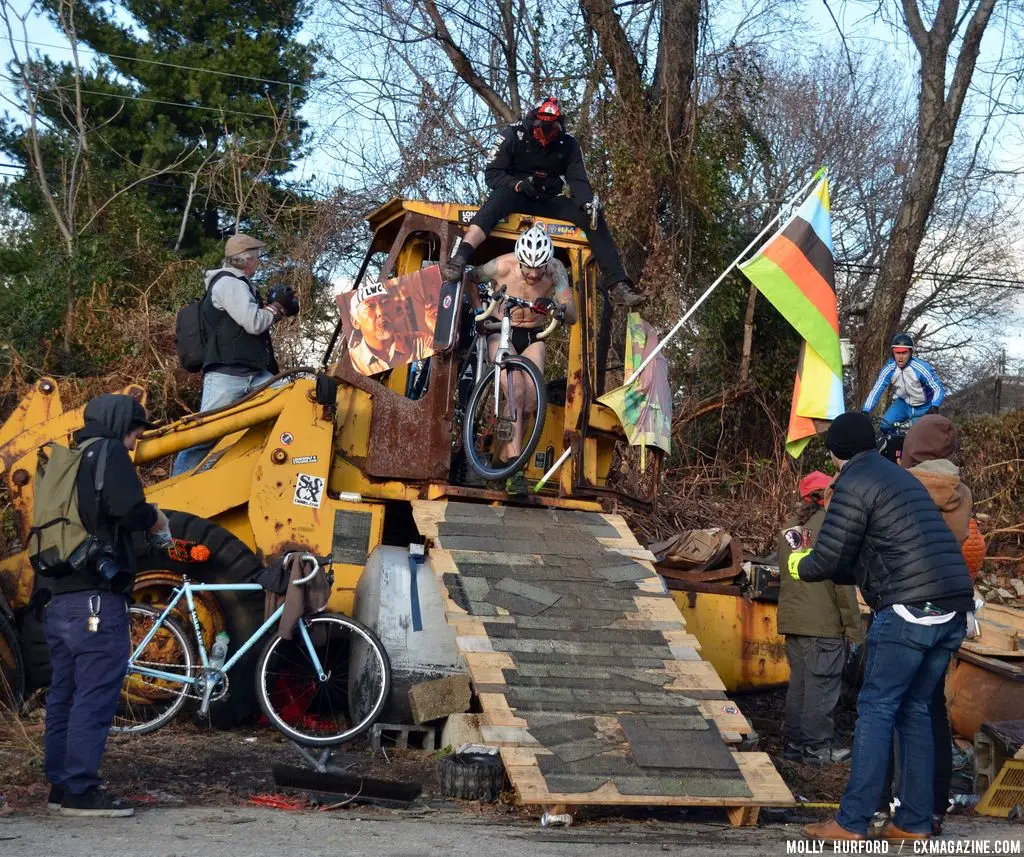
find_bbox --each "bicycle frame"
[129,579,328,694]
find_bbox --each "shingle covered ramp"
[413,500,793,825]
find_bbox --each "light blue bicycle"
[113,554,390,747]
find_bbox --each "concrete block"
[440,713,485,749]
[408,674,473,724]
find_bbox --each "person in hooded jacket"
[440,96,642,307]
[791,412,973,843]
[777,470,863,766]
[43,394,168,818]
[875,415,974,836]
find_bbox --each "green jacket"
[777,507,864,641]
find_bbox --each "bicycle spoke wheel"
[112,604,195,735]
[256,614,391,747]
[462,355,547,481]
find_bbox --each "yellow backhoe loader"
[0,199,658,721]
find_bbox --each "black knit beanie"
[826,412,876,460]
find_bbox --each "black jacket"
[798,450,973,613]
[56,395,157,596]
[201,271,278,375]
[485,123,593,204]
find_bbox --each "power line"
[4,78,347,131]
[13,38,313,91]
[836,261,1024,289]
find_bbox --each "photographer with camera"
[172,233,300,475]
[38,394,169,817]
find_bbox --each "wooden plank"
[633,596,685,624]
[734,753,793,804]
[411,499,446,538]
[479,692,528,727]
[662,660,728,692]
[699,700,752,736]
[505,759,792,806]
[726,806,760,827]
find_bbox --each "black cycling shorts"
[489,328,544,354]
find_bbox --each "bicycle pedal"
[496,421,515,441]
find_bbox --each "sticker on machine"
[293,473,325,508]
[291,455,318,465]
[280,431,294,446]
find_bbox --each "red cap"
[799,471,832,502]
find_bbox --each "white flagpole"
[622,168,827,387]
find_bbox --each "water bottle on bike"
[210,631,230,670]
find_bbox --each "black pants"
[784,635,845,747]
[470,188,628,288]
[879,663,953,817]
[44,591,130,795]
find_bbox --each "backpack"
[175,271,234,372]
[27,438,111,579]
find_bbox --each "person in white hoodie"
[171,234,298,475]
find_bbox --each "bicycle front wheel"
[256,613,391,747]
[112,604,195,735]
[462,355,547,481]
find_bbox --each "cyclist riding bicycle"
[862,333,945,433]
[467,224,578,495]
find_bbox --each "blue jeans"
[836,607,966,836]
[880,399,930,432]
[171,369,274,475]
[43,592,130,795]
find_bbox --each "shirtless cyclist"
[467,224,578,495]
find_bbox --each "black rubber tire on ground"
[137,510,264,729]
[462,355,547,482]
[0,608,26,710]
[437,752,506,802]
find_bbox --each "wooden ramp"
[413,501,793,825]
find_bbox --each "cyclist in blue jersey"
[862,333,945,431]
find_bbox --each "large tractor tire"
[135,511,264,729]
[0,607,26,710]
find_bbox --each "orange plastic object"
[962,517,985,580]
[247,793,307,810]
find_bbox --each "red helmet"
[530,97,564,146]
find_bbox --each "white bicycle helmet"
[514,225,554,268]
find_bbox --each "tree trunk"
[853,0,996,403]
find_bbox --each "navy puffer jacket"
[797,450,973,612]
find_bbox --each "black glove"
[515,178,541,200]
[268,285,300,317]
[541,174,566,195]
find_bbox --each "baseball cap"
[798,470,832,502]
[225,233,265,256]
[349,281,388,314]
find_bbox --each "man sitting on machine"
[467,224,578,495]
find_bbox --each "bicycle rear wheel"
[256,613,391,747]
[112,604,195,735]
[462,355,547,481]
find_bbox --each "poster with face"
[337,265,442,376]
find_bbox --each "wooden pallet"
[413,500,793,825]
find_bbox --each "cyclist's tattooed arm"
[468,258,500,285]
[551,260,578,324]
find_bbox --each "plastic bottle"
[210,632,230,670]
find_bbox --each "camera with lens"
[67,537,121,582]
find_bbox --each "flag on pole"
[738,174,844,457]
[598,313,671,468]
